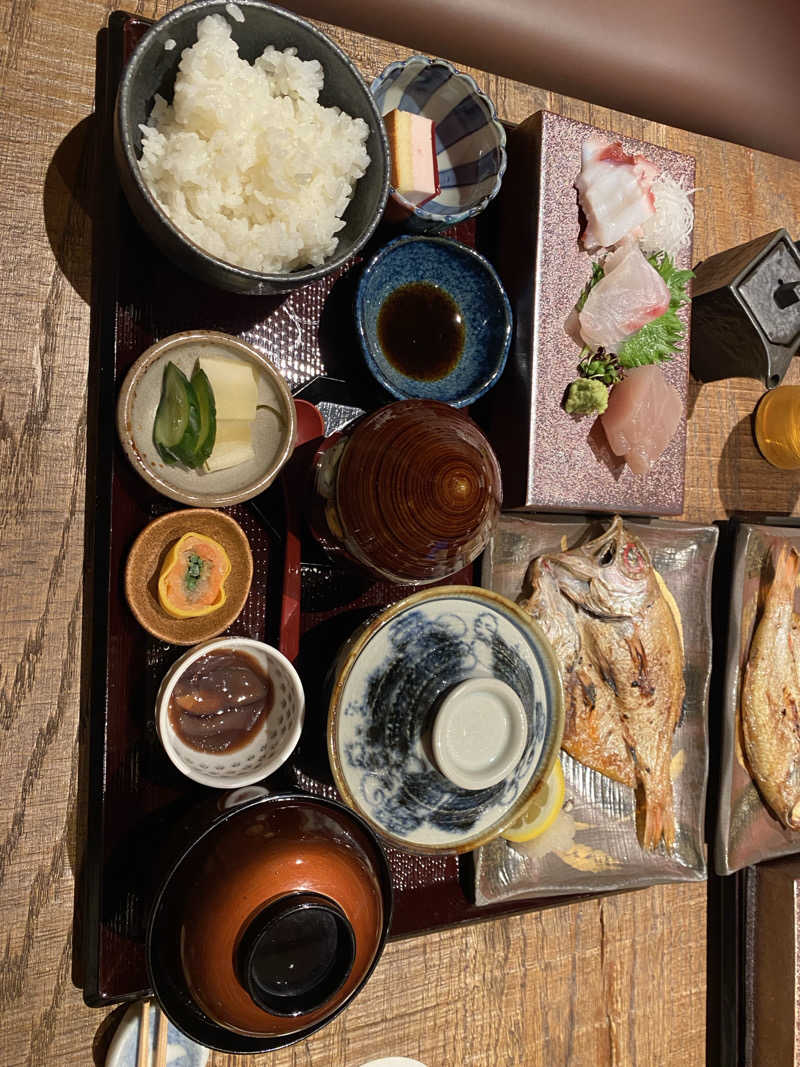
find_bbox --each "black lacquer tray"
[82,11,565,1006]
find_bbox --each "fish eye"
[622,541,646,573]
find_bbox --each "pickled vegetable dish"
[153,361,216,468]
[152,353,261,473]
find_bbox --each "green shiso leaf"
[617,252,694,367]
[571,251,694,386]
[575,261,605,311]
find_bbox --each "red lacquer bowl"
[147,792,392,1053]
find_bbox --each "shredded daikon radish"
[639,175,695,259]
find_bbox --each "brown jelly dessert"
[168,648,273,754]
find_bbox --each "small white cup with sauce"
[156,636,305,789]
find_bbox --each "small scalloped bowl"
[371,55,507,231]
[356,236,511,406]
[156,637,304,788]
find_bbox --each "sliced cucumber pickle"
[190,364,217,467]
[153,361,200,466]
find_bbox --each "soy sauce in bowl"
[377,281,465,382]
[169,648,274,754]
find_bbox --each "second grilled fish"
[742,543,800,829]
[518,516,685,850]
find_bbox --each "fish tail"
[786,798,800,830]
[641,784,676,851]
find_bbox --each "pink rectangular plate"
[479,110,695,514]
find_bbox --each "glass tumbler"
[755,385,800,470]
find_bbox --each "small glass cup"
[755,385,800,470]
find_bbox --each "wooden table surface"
[2,2,800,1065]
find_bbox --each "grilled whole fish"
[742,543,800,829]
[518,516,685,850]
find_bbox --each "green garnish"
[575,261,605,312]
[565,378,609,415]
[617,253,694,367]
[184,552,206,591]
[564,251,694,411]
[577,346,624,386]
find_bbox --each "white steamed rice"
[138,14,371,273]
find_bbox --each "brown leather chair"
[280,0,800,161]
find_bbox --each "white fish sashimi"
[576,138,659,250]
[600,365,682,475]
[578,241,670,351]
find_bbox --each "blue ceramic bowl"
[370,55,506,231]
[356,236,512,407]
[327,586,565,855]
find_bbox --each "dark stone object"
[691,228,800,388]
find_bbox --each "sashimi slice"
[576,138,659,250]
[578,242,670,351]
[600,365,682,475]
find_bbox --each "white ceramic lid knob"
[432,677,528,790]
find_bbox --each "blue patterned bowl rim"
[370,55,507,226]
[327,585,565,855]
[355,235,512,407]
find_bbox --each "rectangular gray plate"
[474,513,717,904]
[715,523,800,875]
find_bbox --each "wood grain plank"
[1,1,798,1065]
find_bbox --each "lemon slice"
[500,758,565,843]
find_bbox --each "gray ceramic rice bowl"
[114,0,389,294]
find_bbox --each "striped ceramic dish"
[371,56,507,231]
